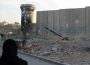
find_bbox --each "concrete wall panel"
[72,8,86,35]
[59,9,66,35]
[47,11,54,36]
[79,8,86,35]
[41,11,48,38]
[53,10,60,34]
[64,9,72,35]
[59,9,72,36]
[36,11,43,35]
[86,7,90,35]
[72,9,81,35]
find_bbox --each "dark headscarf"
[0,39,28,65]
[2,39,18,58]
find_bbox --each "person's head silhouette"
[2,39,18,57]
[0,39,28,65]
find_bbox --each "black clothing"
[0,39,28,65]
[0,56,27,65]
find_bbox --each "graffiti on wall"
[21,7,32,33]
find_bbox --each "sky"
[0,0,90,23]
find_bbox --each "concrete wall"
[42,11,48,38]
[86,7,90,35]
[47,11,54,37]
[36,11,43,35]
[37,11,48,38]
[71,8,86,35]
[59,9,72,36]
[36,7,90,37]
[53,10,60,34]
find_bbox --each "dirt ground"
[22,36,90,65]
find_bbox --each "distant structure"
[20,4,36,46]
[20,4,36,33]
[36,6,90,38]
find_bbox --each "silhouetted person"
[0,39,28,65]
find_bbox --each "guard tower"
[20,4,35,46]
[21,4,35,32]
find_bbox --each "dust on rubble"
[21,36,90,65]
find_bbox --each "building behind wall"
[36,6,90,38]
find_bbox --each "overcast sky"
[0,0,90,23]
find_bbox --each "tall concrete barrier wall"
[36,7,90,37]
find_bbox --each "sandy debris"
[21,36,90,65]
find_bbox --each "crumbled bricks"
[21,36,90,65]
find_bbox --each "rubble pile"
[21,36,90,65]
